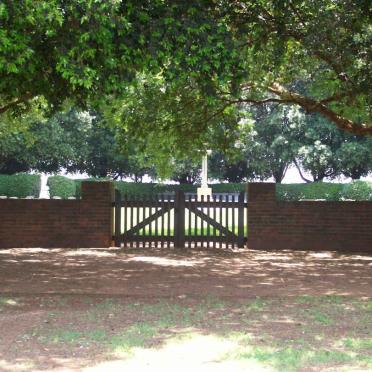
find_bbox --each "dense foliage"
[47,176,246,199]
[277,181,372,201]
[209,105,372,183]
[47,175,77,199]
[0,173,40,197]
[1,0,370,143]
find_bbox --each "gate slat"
[238,191,245,248]
[200,195,204,247]
[160,194,165,248]
[206,195,210,248]
[154,194,158,248]
[130,194,134,248]
[123,194,127,247]
[213,195,216,249]
[232,194,236,248]
[148,195,152,246]
[114,189,121,247]
[219,195,223,249]
[167,194,171,248]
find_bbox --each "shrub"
[47,176,76,199]
[340,180,372,201]
[0,173,41,198]
[277,182,344,201]
[46,176,372,201]
[210,183,246,193]
[47,177,247,198]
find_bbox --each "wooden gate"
[113,190,246,249]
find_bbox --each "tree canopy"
[1,0,370,142]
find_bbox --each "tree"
[337,137,372,179]
[1,0,370,138]
[168,160,201,185]
[108,76,242,178]
[80,115,151,181]
[0,109,88,174]
[245,105,297,183]
[0,108,151,180]
[209,152,251,183]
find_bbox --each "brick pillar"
[80,181,114,247]
[247,183,276,250]
[247,183,276,203]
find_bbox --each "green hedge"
[47,175,77,199]
[276,182,344,201]
[340,180,372,201]
[47,176,372,201]
[47,176,246,198]
[277,181,372,201]
[0,173,41,198]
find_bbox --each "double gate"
[113,190,246,249]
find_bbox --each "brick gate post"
[80,181,115,247]
[246,183,276,250]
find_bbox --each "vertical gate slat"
[129,195,133,248]
[133,195,141,248]
[123,194,127,247]
[147,195,151,246]
[200,195,204,247]
[154,194,159,248]
[238,191,245,248]
[225,195,229,248]
[194,195,198,248]
[187,195,191,248]
[167,194,171,248]
[232,194,236,248]
[140,196,144,248]
[218,195,223,248]
[160,194,165,248]
[114,189,121,247]
[212,195,216,249]
[206,195,210,248]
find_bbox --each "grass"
[243,297,271,312]
[5,295,372,371]
[0,296,19,311]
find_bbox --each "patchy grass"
[1,295,372,371]
[0,296,19,311]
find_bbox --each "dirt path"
[1,247,372,298]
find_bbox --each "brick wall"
[247,183,372,252]
[0,181,114,248]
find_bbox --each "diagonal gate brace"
[187,204,237,239]
[123,206,171,237]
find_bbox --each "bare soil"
[0,247,371,371]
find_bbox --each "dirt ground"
[1,247,372,298]
[0,247,372,372]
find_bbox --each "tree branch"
[293,159,312,183]
[268,83,372,136]
[0,94,34,114]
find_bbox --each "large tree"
[1,0,370,140]
[0,109,150,179]
[0,109,88,174]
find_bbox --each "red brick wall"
[0,182,114,248]
[247,183,372,252]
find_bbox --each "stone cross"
[197,150,212,198]
[201,153,209,188]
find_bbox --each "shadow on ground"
[0,247,371,297]
[0,247,372,371]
